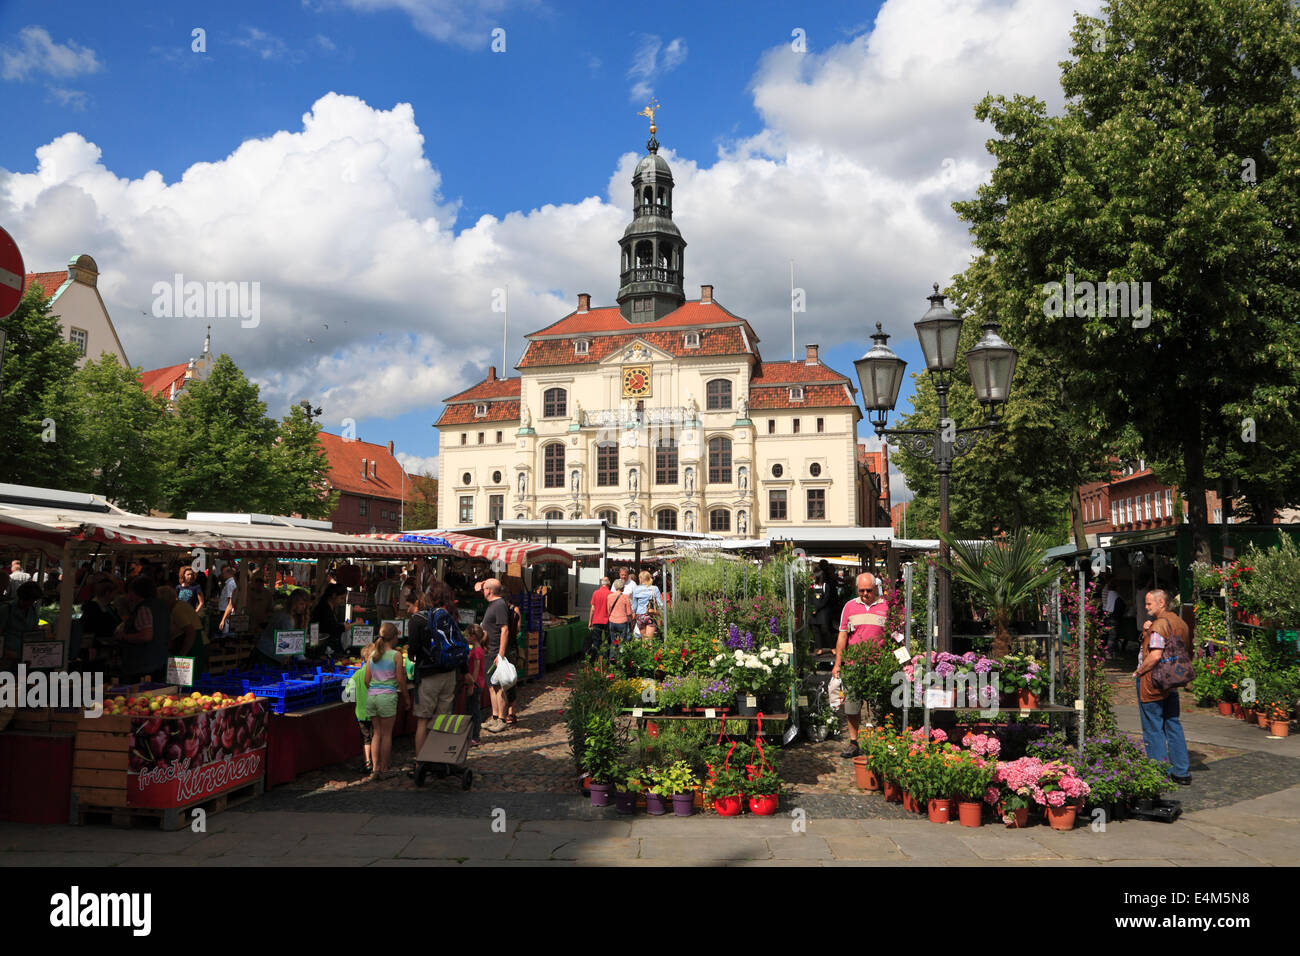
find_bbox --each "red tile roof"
[24,271,67,298]
[750,361,852,385]
[749,382,857,409]
[139,363,190,398]
[442,377,522,403]
[519,327,751,367]
[528,300,750,336]
[435,400,521,427]
[317,432,404,500]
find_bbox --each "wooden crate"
[11,708,51,731]
[72,712,131,809]
[72,777,264,831]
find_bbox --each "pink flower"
[1046,790,1066,808]
[931,729,947,743]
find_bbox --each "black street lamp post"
[854,284,1018,652]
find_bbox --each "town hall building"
[436,124,879,536]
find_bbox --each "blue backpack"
[422,608,469,672]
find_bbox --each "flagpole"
[790,260,795,361]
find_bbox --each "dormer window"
[475,403,488,417]
[575,339,590,355]
[789,386,805,402]
[683,332,700,349]
[372,461,378,478]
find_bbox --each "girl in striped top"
[364,622,410,779]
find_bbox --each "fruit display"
[106,691,254,717]
[124,695,268,773]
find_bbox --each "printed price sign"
[382,619,406,637]
[275,630,306,655]
[797,695,809,707]
[166,657,195,686]
[925,688,953,708]
[778,642,793,654]
[632,708,643,718]
[458,610,476,625]
[351,625,375,647]
[228,612,250,634]
[22,641,63,668]
[704,708,716,718]
[309,623,320,646]
[1223,546,1236,561]
[746,696,757,708]
[893,647,911,664]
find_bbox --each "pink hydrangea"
[1046,790,1066,808]
[931,729,947,743]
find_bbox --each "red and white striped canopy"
[361,531,572,566]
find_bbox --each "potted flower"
[855,726,889,791]
[985,756,1044,827]
[951,753,995,827]
[999,654,1046,709]
[744,768,782,815]
[699,678,733,715]
[651,760,698,816]
[873,729,905,803]
[657,675,701,715]
[1038,761,1091,830]
[707,766,746,817]
[581,714,624,807]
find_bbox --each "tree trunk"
[991,620,1012,659]
[1070,485,1087,550]
[1182,429,1211,549]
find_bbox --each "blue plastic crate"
[243,677,323,715]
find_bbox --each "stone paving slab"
[824,836,907,861]
[286,834,412,858]
[765,835,832,859]
[549,839,642,861]
[0,851,134,866]
[212,810,373,834]
[399,836,516,860]
[638,835,772,862]
[955,831,1064,861]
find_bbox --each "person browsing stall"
[1135,588,1192,785]
[830,572,889,759]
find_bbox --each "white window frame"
[1165,489,1173,517]
[575,340,590,355]
[1154,493,1162,519]
[69,327,88,356]
[1144,493,1152,520]
[1111,502,1118,527]
[475,403,488,417]
[683,332,700,349]
[789,386,804,402]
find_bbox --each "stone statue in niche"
[684,511,695,532]
[573,399,583,425]
[629,511,639,529]
[571,469,580,494]
[738,511,748,535]
[737,394,748,419]
[517,472,526,497]
[520,403,532,428]
[685,392,698,419]
[629,468,639,495]
[684,467,695,496]
[738,466,748,492]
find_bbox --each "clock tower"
[617,104,687,323]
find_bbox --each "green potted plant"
[951,754,994,827]
[650,760,698,817]
[744,768,782,815]
[613,767,642,815]
[581,713,624,807]
[998,654,1047,708]
[706,766,746,817]
[939,528,1062,658]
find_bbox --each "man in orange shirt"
[586,577,612,662]
[1135,588,1191,785]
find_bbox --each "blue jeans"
[1137,678,1189,777]
[608,621,628,661]
[585,623,609,662]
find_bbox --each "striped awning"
[362,531,572,566]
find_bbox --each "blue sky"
[0,0,1101,500]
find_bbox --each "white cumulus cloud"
[1,25,102,81]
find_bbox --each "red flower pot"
[1000,803,1030,828]
[958,801,983,828]
[1231,703,1243,719]
[748,794,779,816]
[852,755,880,791]
[714,794,743,817]
[883,779,903,803]
[1258,713,1270,728]
[926,798,951,824]
[1017,690,1038,710]
[902,792,917,813]
[1046,805,1078,831]
[1270,720,1290,738]
[1217,701,1234,717]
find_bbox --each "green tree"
[267,404,339,519]
[154,354,279,513]
[63,355,168,511]
[950,0,1300,546]
[0,286,85,487]
[404,472,438,529]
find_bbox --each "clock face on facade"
[622,366,651,398]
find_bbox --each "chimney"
[361,458,368,480]
[577,293,591,313]
[486,366,497,382]
[805,344,819,366]
[700,285,713,304]
[387,440,394,455]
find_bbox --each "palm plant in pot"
[939,528,1061,659]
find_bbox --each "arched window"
[543,443,565,488]
[656,509,677,531]
[545,510,563,521]
[709,509,731,533]
[706,379,732,410]
[596,442,619,486]
[597,509,618,524]
[708,436,732,484]
[543,388,567,418]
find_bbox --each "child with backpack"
[364,623,410,779]
[464,624,487,746]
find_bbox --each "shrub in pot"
[744,769,782,815]
[951,753,995,827]
[581,713,624,807]
[651,760,698,816]
[613,770,642,815]
[707,766,746,816]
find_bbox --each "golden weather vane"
[638,99,661,134]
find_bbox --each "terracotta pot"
[902,792,918,813]
[883,778,903,803]
[646,721,659,737]
[748,794,779,816]
[1270,720,1290,738]
[1017,690,1038,710]
[926,798,951,824]
[1242,708,1257,723]
[1000,804,1030,828]
[958,801,983,828]
[714,794,743,816]
[1046,805,1078,831]
[852,755,880,791]
[1231,703,1243,719]
[1258,713,1270,728]
[1217,701,1234,716]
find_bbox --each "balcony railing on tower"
[620,266,681,286]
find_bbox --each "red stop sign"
[0,227,25,320]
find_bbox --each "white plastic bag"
[341,679,355,704]
[492,657,518,690]
[827,675,845,711]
